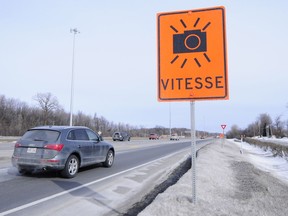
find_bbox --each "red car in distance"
[149,133,159,140]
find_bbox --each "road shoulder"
[139,139,288,216]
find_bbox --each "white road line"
[0,148,189,216]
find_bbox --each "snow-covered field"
[139,139,288,216]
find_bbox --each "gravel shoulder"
[139,139,288,216]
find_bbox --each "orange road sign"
[157,6,228,101]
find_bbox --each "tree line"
[226,112,288,139]
[0,93,190,137]
[5,92,283,139]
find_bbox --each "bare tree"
[226,124,242,138]
[257,113,272,137]
[244,122,258,137]
[33,93,60,125]
[274,115,285,138]
[74,111,92,127]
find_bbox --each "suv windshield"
[21,130,60,142]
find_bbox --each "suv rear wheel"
[61,155,79,178]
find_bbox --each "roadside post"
[157,6,228,203]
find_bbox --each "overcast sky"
[1,1,287,133]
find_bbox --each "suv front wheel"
[103,150,114,167]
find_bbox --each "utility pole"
[69,28,80,126]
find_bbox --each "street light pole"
[69,28,80,126]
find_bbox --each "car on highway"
[11,126,115,178]
[170,133,180,140]
[112,131,131,141]
[149,133,159,140]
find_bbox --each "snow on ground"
[234,140,288,183]
[139,139,288,216]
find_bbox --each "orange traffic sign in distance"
[157,6,228,101]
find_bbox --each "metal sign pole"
[190,101,196,203]
[222,128,225,147]
[221,125,226,148]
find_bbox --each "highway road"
[0,138,212,216]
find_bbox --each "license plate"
[27,148,37,153]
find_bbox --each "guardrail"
[0,136,20,142]
[244,137,288,157]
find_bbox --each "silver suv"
[11,126,115,178]
[112,132,131,141]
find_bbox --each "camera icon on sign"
[173,30,207,54]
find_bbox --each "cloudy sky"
[1,1,287,133]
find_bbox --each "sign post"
[221,124,226,133]
[157,6,228,203]
[221,124,226,147]
[190,101,196,202]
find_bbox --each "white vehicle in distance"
[170,133,180,141]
